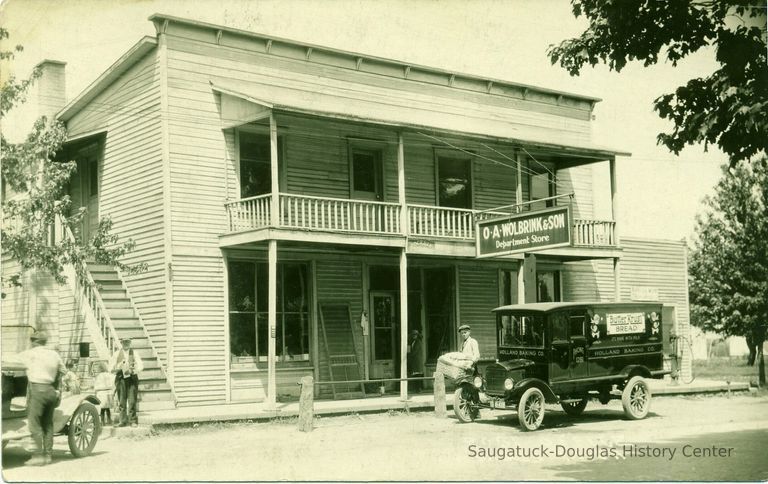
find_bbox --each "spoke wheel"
[560,398,588,416]
[622,376,651,420]
[453,387,477,423]
[68,403,101,457]
[517,387,545,431]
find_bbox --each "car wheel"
[622,376,651,420]
[518,387,545,431]
[68,402,101,457]
[453,387,477,423]
[560,398,588,416]
[2,440,7,450]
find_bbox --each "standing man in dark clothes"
[109,338,144,427]
[17,331,66,466]
[407,329,425,393]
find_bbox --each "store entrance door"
[370,291,398,383]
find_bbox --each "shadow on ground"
[547,429,768,481]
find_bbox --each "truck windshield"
[497,312,545,348]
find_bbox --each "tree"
[688,157,767,384]
[548,1,767,167]
[1,27,141,290]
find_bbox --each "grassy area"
[693,356,765,385]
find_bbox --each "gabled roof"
[57,36,158,122]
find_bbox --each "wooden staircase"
[88,264,175,412]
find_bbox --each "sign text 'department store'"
[476,206,571,257]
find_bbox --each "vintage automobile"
[2,357,102,457]
[454,302,671,431]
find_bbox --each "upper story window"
[349,141,384,201]
[436,153,472,209]
[239,132,273,198]
[87,157,98,196]
[528,162,555,211]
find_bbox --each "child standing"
[93,362,115,425]
[62,359,81,394]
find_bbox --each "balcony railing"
[280,193,401,234]
[408,205,508,240]
[573,219,616,247]
[224,194,618,249]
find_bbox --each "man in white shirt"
[109,338,144,427]
[17,332,66,466]
[458,324,480,364]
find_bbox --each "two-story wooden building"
[4,14,693,410]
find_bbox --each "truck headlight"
[504,378,515,390]
[473,376,483,388]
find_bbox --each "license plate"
[489,398,503,409]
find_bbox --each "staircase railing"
[57,216,122,361]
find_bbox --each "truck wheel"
[68,402,101,457]
[518,387,545,431]
[453,387,477,423]
[622,376,651,420]
[560,398,588,416]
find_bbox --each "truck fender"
[620,365,652,382]
[512,378,558,404]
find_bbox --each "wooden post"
[434,372,446,418]
[266,240,277,410]
[298,376,314,432]
[399,249,408,400]
[523,253,537,303]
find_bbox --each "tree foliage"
[1,27,142,289]
[548,1,767,166]
[688,157,767,374]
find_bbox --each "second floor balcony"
[221,193,618,257]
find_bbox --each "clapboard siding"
[162,21,593,119]
[458,263,501,360]
[562,260,616,302]
[315,258,365,393]
[164,33,593,142]
[556,164,594,219]
[619,237,690,327]
[65,48,168,366]
[171,254,227,405]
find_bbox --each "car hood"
[494,359,536,371]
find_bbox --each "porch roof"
[211,79,630,160]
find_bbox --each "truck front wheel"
[518,387,545,431]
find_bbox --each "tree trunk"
[746,332,757,366]
[759,340,766,386]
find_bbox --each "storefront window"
[228,261,310,366]
[537,271,561,302]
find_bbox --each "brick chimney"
[34,60,67,120]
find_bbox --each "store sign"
[476,206,571,257]
[631,286,659,301]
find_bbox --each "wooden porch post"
[516,152,524,210]
[266,239,278,410]
[269,112,279,226]
[399,249,409,400]
[398,132,408,236]
[609,157,621,301]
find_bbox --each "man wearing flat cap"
[109,338,144,427]
[458,324,480,364]
[17,331,66,465]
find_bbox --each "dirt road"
[3,393,768,481]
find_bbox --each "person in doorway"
[17,331,66,466]
[458,324,480,365]
[93,361,115,425]
[407,330,425,393]
[109,338,144,427]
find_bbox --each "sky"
[0,0,726,240]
